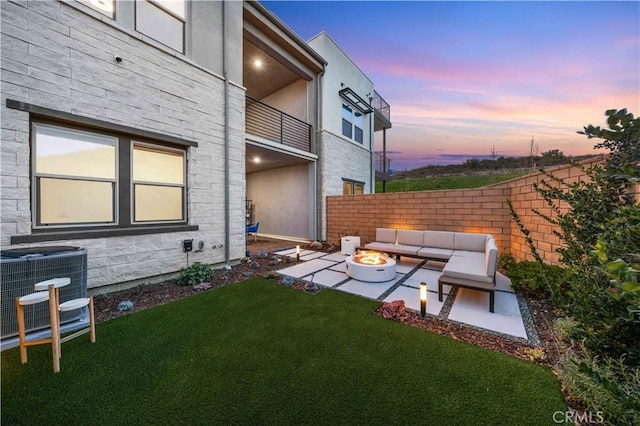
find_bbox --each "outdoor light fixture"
[254,59,262,68]
[296,245,300,261]
[420,282,427,318]
[253,156,261,163]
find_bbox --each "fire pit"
[345,250,397,282]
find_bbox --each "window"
[78,0,115,18]
[32,122,187,229]
[341,103,364,143]
[132,144,185,222]
[34,124,117,225]
[343,179,365,195]
[136,0,185,53]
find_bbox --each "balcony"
[246,96,311,153]
[372,90,391,131]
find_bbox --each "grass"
[376,171,528,193]
[2,279,565,425]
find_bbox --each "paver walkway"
[274,249,531,341]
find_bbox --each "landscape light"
[420,282,427,318]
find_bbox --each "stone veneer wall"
[1,1,245,292]
[327,156,638,264]
[318,130,373,240]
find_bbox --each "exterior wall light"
[420,282,427,318]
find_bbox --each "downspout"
[316,67,326,241]
[222,0,231,269]
[369,96,374,193]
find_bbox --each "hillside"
[392,151,595,179]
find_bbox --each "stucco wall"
[261,79,308,123]
[246,163,311,239]
[1,1,245,291]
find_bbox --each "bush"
[509,109,640,363]
[177,261,213,286]
[505,260,571,298]
[497,253,516,271]
[557,349,640,426]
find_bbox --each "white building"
[0,1,390,295]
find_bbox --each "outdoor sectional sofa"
[364,228,499,312]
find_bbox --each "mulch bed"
[93,249,562,367]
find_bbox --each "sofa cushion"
[454,233,489,252]
[416,247,454,260]
[442,252,493,283]
[364,242,397,252]
[485,237,498,278]
[423,231,455,249]
[397,229,424,247]
[363,242,420,256]
[376,228,397,244]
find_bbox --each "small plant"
[522,347,546,362]
[379,300,411,321]
[177,261,213,286]
[554,317,579,342]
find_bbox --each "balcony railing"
[372,90,390,123]
[246,96,311,152]
[375,152,391,174]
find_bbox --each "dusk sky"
[263,1,640,170]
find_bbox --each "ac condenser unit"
[1,246,88,348]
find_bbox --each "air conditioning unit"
[1,246,88,350]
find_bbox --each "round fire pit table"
[345,250,397,282]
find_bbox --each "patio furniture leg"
[489,291,495,313]
[438,281,444,302]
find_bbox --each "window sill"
[10,225,199,244]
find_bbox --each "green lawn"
[376,171,528,193]
[2,279,565,425]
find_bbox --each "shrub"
[177,261,213,286]
[557,349,640,426]
[505,260,571,298]
[497,253,516,272]
[379,300,411,321]
[509,109,640,363]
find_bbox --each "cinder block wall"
[327,156,636,265]
[327,187,512,256]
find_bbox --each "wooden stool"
[16,286,60,371]
[34,278,96,372]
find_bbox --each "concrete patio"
[274,249,534,342]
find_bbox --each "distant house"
[0,1,390,292]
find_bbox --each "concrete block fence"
[327,156,637,264]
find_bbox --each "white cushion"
[485,237,499,277]
[423,231,455,249]
[442,252,492,283]
[416,247,454,260]
[397,230,424,246]
[454,233,489,252]
[376,228,396,243]
[364,242,420,256]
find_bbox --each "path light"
[296,245,300,261]
[420,282,427,318]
